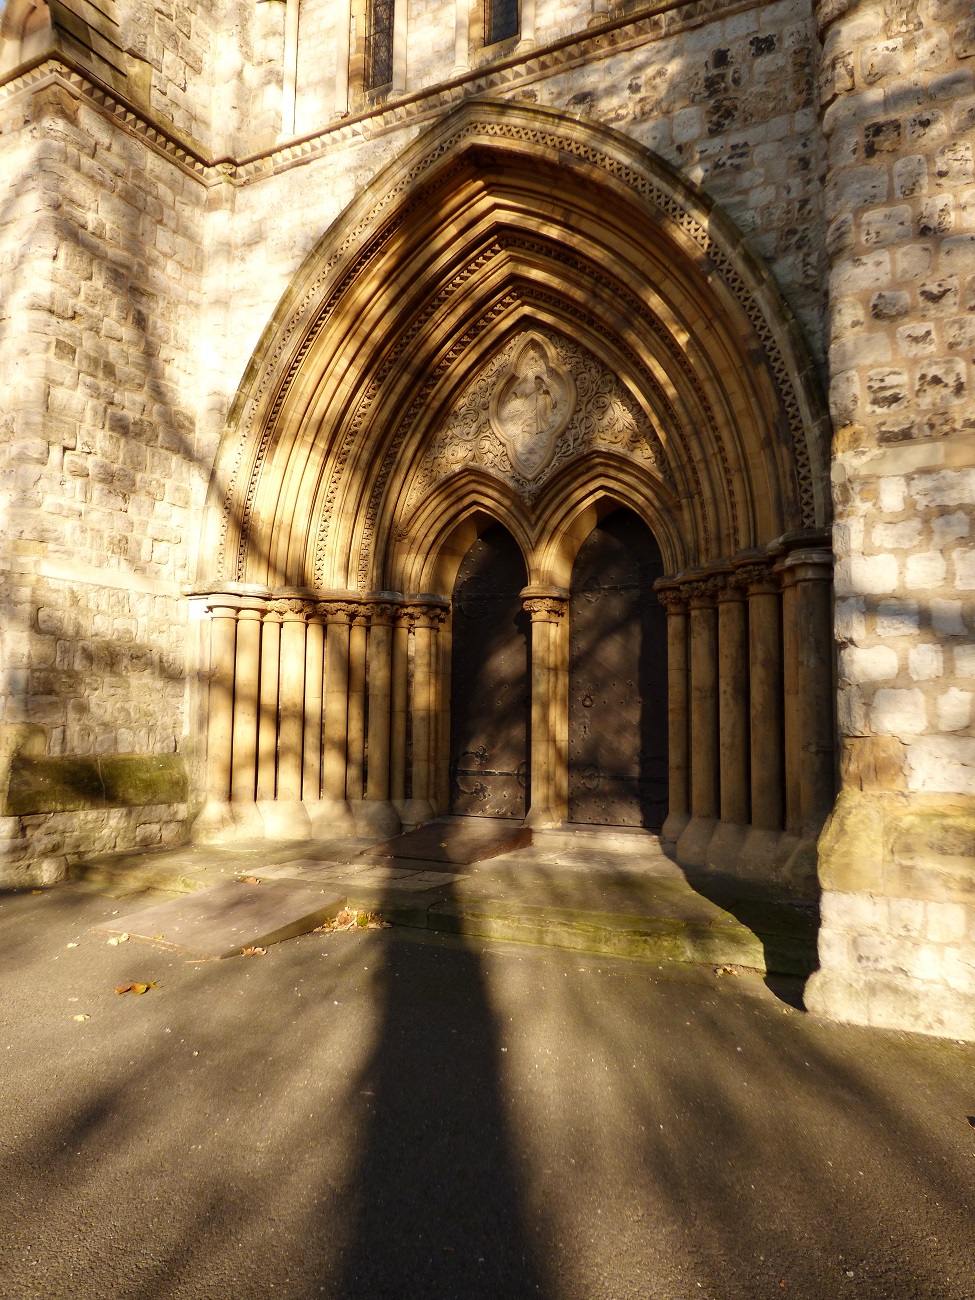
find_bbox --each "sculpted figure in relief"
[405,326,666,512]
[489,335,574,480]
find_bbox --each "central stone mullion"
[521,585,569,829]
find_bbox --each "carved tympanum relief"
[406,328,667,509]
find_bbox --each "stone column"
[655,583,690,844]
[706,575,750,873]
[256,606,281,806]
[732,561,786,882]
[313,597,356,835]
[392,0,408,91]
[518,0,536,47]
[521,586,569,829]
[740,563,784,833]
[302,604,326,804]
[265,595,312,839]
[229,596,267,837]
[779,549,835,836]
[777,559,803,837]
[281,0,299,136]
[334,0,352,114]
[401,597,447,828]
[345,608,369,806]
[676,577,720,867]
[193,595,238,843]
[451,0,469,74]
[361,598,400,837]
[389,603,410,819]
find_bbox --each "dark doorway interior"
[569,509,667,827]
[449,524,530,818]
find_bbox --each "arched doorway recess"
[192,100,834,890]
[449,524,530,820]
[568,510,666,829]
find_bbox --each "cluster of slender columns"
[192,586,447,843]
[655,546,834,876]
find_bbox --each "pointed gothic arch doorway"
[449,524,530,819]
[568,509,667,827]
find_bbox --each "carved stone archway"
[192,100,834,889]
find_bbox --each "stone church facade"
[0,0,972,1038]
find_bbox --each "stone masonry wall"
[806,0,975,1039]
[0,80,208,882]
[213,0,828,420]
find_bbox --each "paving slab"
[91,880,346,958]
[363,817,532,864]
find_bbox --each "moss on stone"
[3,754,188,817]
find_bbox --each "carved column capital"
[686,576,724,608]
[654,582,688,613]
[402,595,449,629]
[316,599,358,625]
[269,597,314,620]
[520,585,569,622]
[734,562,780,597]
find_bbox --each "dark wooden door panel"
[569,510,667,827]
[449,525,529,819]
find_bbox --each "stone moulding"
[207,99,829,596]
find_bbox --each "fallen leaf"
[240,946,266,956]
[152,933,166,940]
[72,1014,90,1022]
[241,876,261,885]
[31,889,45,895]
[66,942,78,949]
[114,981,157,995]
[315,907,390,933]
[107,933,129,946]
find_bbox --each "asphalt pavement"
[2,881,974,1300]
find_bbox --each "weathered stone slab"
[92,881,345,958]
[363,819,531,865]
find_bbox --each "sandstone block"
[905,736,975,796]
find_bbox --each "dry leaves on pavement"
[316,908,389,932]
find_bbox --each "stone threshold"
[68,824,819,978]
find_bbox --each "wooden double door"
[448,511,667,827]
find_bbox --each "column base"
[191,800,236,845]
[349,799,401,839]
[524,804,563,830]
[731,827,801,890]
[675,815,717,869]
[257,798,312,841]
[661,810,691,845]
[704,821,749,876]
[304,798,356,838]
[398,797,435,830]
[231,800,268,840]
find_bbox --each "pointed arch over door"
[193,100,833,883]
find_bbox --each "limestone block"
[870,687,926,736]
[840,644,898,684]
[937,688,972,732]
[908,642,944,680]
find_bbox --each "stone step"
[91,880,346,959]
[362,817,532,865]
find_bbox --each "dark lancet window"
[366,0,394,90]
[485,0,519,46]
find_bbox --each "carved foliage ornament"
[406,328,665,509]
